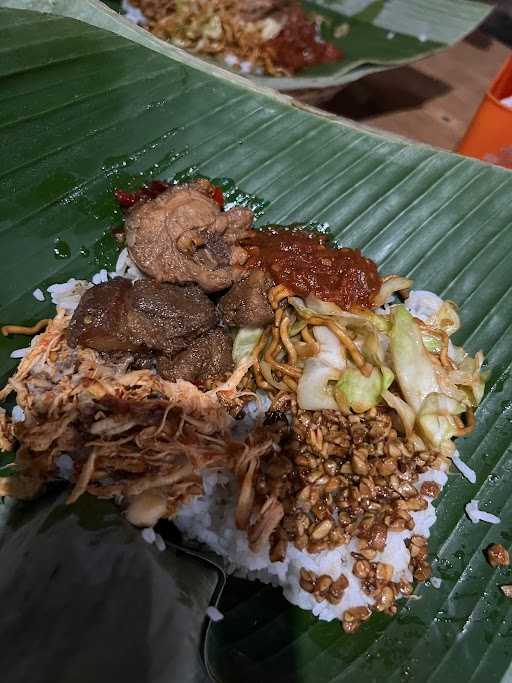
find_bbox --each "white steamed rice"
[47,279,93,312]
[452,451,476,484]
[175,466,448,622]
[55,454,74,480]
[11,406,25,423]
[224,54,239,67]
[465,500,500,525]
[405,290,443,322]
[142,527,156,544]
[112,247,144,282]
[121,0,147,25]
[206,606,224,622]
[91,269,109,285]
[46,248,142,313]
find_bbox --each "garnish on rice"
[0,177,487,632]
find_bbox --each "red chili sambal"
[244,227,381,310]
[265,6,343,74]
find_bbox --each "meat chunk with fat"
[67,278,132,352]
[67,278,217,355]
[219,270,274,327]
[157,328,233,385]
[125,180,255,292]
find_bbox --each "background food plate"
[1,3,512,682]
[18,0,492,90]
[105,0,492,90]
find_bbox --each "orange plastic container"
[457,54,512,169]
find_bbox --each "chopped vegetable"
[417,392,465,452]
[381,390,415,436]
[390,306,439,413]
[361,310,390,333]
[297,326,345,410]
[405,290,444,322]
[449,351,487,406]
[373,276,412,307]
[433,301,460,337]
[305,294,343,316]
[336,367,382,413]
[232,327,263,364]
[421,332,443,354]
[336,366,394,414]
[314,326,346,369]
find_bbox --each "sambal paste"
[244,227,381,310]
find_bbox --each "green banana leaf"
[0,487,222,683]
[8,0,491,91]
[1,5,512,683]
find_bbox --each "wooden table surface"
[323,33,510,151]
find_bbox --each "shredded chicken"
[0,310,272,514]
[247,496,284,551]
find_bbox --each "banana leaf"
[1,5,512,683]
[0,487,222,683]
[8,0,491,90]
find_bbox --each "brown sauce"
[243,227,381,310]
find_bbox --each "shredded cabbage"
[314,326,346,368]
[434,301,460,337]
[297,326,345,410]
[336,366,393,414]
[381,367,394,391]
[390,306,439,412]
[357,325,388,367]
[288,296,315,319]
[336,367,381,413]
[361,311,390,333]
[263,289,484,456]
[405,291,460,336]
[417,392,465,453]
[381,389,415,436]
[305,294,343,316]
[373,276,413,307]
[422,332,443,354]
[232,327,263,365]
[449,342,466,365]
[448,351,487,406]
[288,319,307,337]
